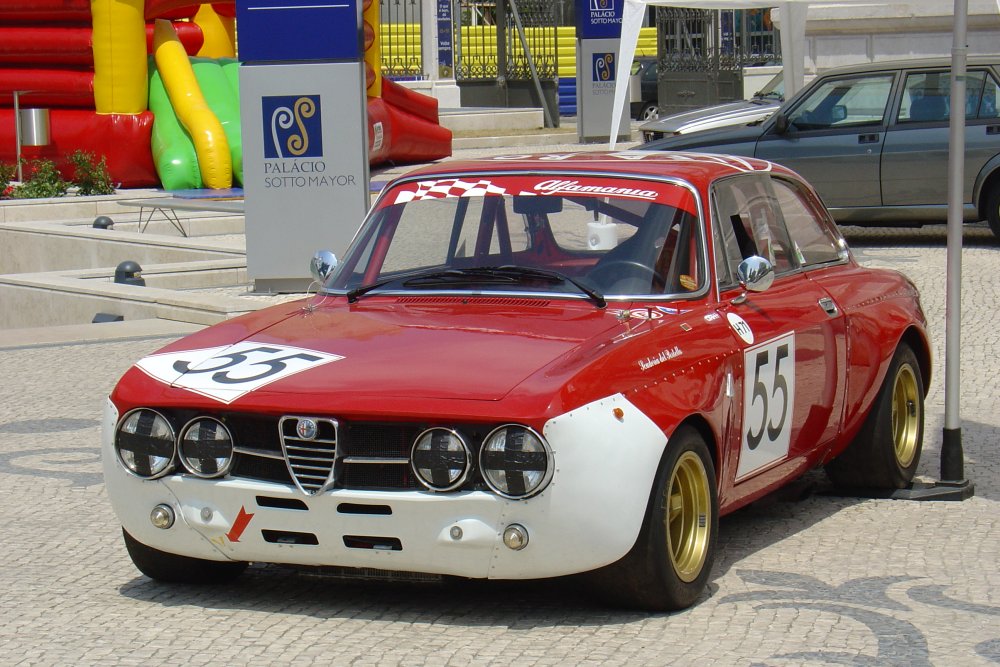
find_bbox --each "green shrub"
[0,162,14,198]
[68,150,115,196]
[11,159,69,199]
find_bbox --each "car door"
[756,72,896,207]
[882,67,1000,206]
[710,174,846,493]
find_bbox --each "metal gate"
[380,0,424,79]
[455,0,559,125]
[655,7,780,116]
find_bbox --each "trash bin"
[19,108,51,146]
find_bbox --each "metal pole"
[13,90,23,183]
[942,0,967,481]
[508,0,556,128]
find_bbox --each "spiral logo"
[262,95,323,159]
[593,53,615,82]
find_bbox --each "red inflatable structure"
[0,0,451,188]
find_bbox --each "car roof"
[391,151,796,190]
[816,55,1000,77]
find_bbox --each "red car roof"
[396,150,791,190]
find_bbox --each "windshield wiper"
[345,267,461,303]
[347,265,606,308]
[490,265,607,308]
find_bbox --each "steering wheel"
[588,260,665,291]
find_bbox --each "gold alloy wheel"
[666,451,711,583]
[891,364,921,468]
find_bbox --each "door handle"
[987,125,1000,135]
[858,133,880,144]
[818,297,839,317]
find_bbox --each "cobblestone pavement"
[1,223,998,666]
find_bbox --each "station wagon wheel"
[986,186,1000,240]
[587,427,718,611]
[825,343,924,489]
[123,529,247,584]
[641,103,659,121]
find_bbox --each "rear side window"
[898,71,951,123]
[898,70,999,122]
[975,71,1000,119]
[771,178,843,267]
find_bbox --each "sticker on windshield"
[737,332,795,479]
[135,342,344,404]
[393,178,507,204]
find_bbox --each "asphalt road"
[0,221,997,666]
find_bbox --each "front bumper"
[102,394,668,579]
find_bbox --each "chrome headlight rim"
[114,407,177,480]
[410,427,472,492]
[178,416,235,479]
[478,424,553,500]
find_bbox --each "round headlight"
[115,408,176,479]
[179,417,234,478]
[411,428,470,491]
[479,425,552,499]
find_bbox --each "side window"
[898,70,992,122]
[771,178,844,267]
[977,72,1000,119]
[711,175,796,285]
[788,74,893,130]
[897,71,950,123]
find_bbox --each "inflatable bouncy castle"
[0,0,451,189]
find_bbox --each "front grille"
[212,413,496,494]
[279,417,339,495]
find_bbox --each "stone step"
[439,107,544,132]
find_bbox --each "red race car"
[103,151,929,611]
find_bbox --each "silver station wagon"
[643,57,1000,238]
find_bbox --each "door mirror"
[310,250,338,284]
[737,255,775,293]
[773,113,789,134]
[831,104,847,123]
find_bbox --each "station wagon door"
[882,67,1000,206]
[756,72,895,207]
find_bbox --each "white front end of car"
[103,393,669,579]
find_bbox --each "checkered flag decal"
[393,178,508,204]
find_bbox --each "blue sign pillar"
[576,0,631,143]
[238,0,371,292]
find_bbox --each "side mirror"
[773,113,789,134]
[310,250,338,284]
[737,255,775,293]
[831,104,847,123]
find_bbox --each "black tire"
[641,103,660,121]
[826,343,924,489]
[588,427,718,611]
[987,186,1000,240]
[123,529,247,584]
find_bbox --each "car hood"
[126,298,624,404]
[640,99,779,135]
[641,122,765,152]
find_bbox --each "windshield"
[754,73,784,101]
[325,174,705,301]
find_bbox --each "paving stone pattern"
[0,224,998,666]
